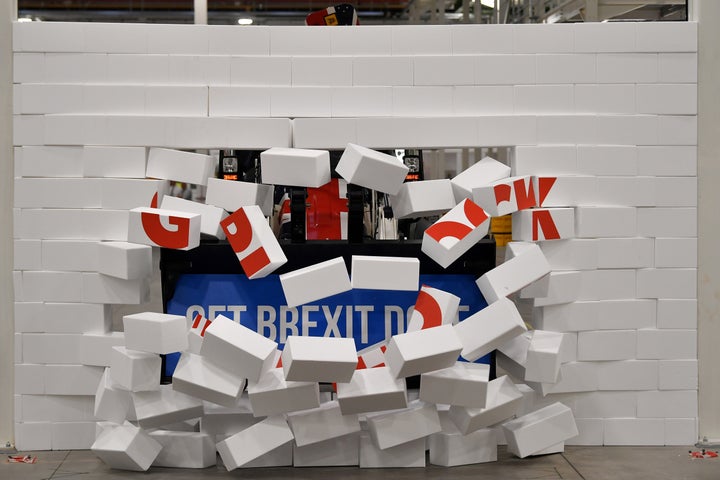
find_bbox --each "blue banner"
[165,273,490,376]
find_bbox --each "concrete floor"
[2,447,718,480]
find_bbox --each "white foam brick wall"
[12,21,698,449]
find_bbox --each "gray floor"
[2,447,719,480]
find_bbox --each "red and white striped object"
[356,342,388,370]
[187,313,212,354]
[406,285,461,333]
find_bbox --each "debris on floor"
[7,455,37,464]
[689,450,718,459]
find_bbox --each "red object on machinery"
[306,179,348,240]
[306,3,359,25]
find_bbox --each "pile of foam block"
[91,144,578,470]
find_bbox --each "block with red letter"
[512,207,575,241]
[351,255,419,291]
[146,148,214,186]
[282,335,357,383]
[336,367,408,415]
[421,198,490,269]
[216,416,295,471]
[335,143,409,195]
[451,156,511,202]
[448,376,524,435]
[356,341,388,370]
[454,298,527,362]
[172,353,246,408]
[91,422,162,472]
[420,362,490,408]
[123,312,188,355]
[390,179,456,219]
[187,313,211,355]
[160,195,228,240]
[472,175,537,216]
[220,205,287,279]
[366,401,441,450]
[476,242,551,304]
[384,324,463,378]
[406,286,460,333]
[279,257,351,308]
[128,207,201,251]
[260,147,331,188]
[501,402,578,458]
[246,368,320,417]
[200,314,277,383]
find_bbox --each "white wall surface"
[10,21,699,449]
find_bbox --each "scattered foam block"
[286,400,360,447]
[390,179,456,219]
[200,314,277,383]
[132,386,203,430]
[337,367,407,415]
[420,362,490,408]
[476,242,551,303]
[406,286,461,333]
[146,148,214,186]
[293,432,360,467]
[453,298,527,362]
[205,178,275,217]
[282,335,357,383]
[187,313,211,355]
[512,208,575,241]
[502,402,578,459]
[94,368,132,424]
[451,156,511,202]
[172,353,246,408]
[123,312,188,355]
[128,207,201,251]
[530,442,564,456]
[80,331,126,367]
[351,255,419,291]
[110,346,161,392]
[366,401,441,450]
[421,198,491,268]
[200,399,262,442]
[429,427,497,466]
[359,432,425,468]
[97,242,152,280]
[335,143,409,195]
[149,430,216,469]
[260,147,331,188]
[247,367,320,417]
[220,205,287,279]
[91,422,162,472]
[473,175,536,216]
[239,441,293,468]
[160,195,228,239]
[448,376,524,435]
[216,416,295,471]
[522,271,582,307]
[384,324,463,378]
[279,257,351,308]
[525,331,566,384]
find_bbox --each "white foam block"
[94,368,132,424]
[22,332,83,364]
[148,430,216,469]
[205,177,275,217]
[186,313,211,355]
[146,148,215,186]
[97,241,152,280]
[477,242,551,304]
[533,175,598,207]
[160,195,228,239]
[80,331,126,366]
[81,274,149,305]
[293,432,360,467]
[83,146,147,178]
[132,386,204,429]
[512,208,575,242]
[172,353,246,408]
[522,271,582,307]
[42,365,104,396]
[575,206,637,238]
[335,143,409,195]
[127,207,201,251]
[14,239,41,271]
[578,330,637,361]
[359,432,425,468]
[351,255,419,291]
[286,400,361,447]
[14,178,102,209]
[246,367,319,417]
[473,175,536,217]
[91,422,162,471]
[260,147,331,188]
[367,401,441,450]
[336,367,408,415]
[52,421,96,450]
[110,346,161,392]
[421,199,491,269]
[454,298,527,362]
[221,205,287,279]
[429,427,497,466]
[406,286,461,333]
[279,257,351,308]
[525,331,566,383]
[448,376,524,435]
[216,416,295,471]
[503,402,578,458]
[390,179,456,219]
[451,156,511,202]
[385,324,463,378]
[420,362,490,408]
[282,335,357,383]
[199,397,261,440]
[101,178,168,210]
[200,314,277,383]
[123,312,188,355]
[238,441,293,468]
